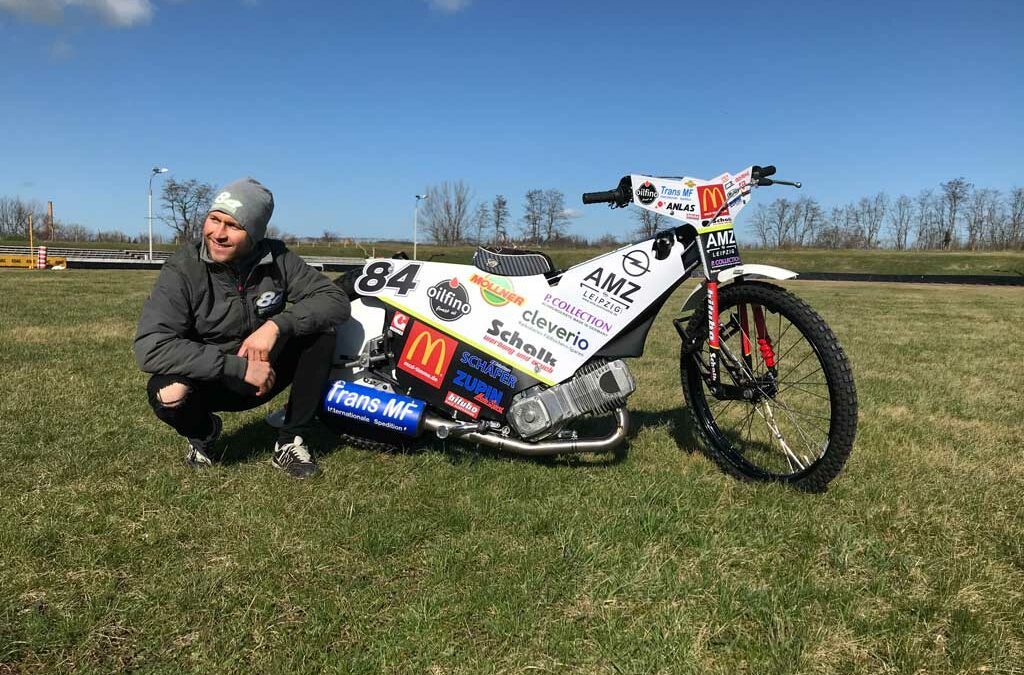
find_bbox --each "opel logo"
[622,249,650,277]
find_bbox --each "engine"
[507,359,636,439]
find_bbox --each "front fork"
[678,280,779,399]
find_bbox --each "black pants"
[147,332,335,444]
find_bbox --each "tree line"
[749,178,1024,250]
[420,181,593,247]
[4,176,1022,250]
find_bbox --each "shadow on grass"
[212,405,700,469]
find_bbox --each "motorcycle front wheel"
[679,281,857,491]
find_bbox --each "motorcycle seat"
[472,246,556,277]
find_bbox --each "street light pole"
[148,166,169,261]
[414,194,427,261]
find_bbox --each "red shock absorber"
[752,306,777,368]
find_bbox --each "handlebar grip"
[582,190,619,205]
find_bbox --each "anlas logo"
[428,278,472,321]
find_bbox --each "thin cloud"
[563,208,584,219]
[426,0,472,14]
[49,37,73,59]
[0,0,153,27]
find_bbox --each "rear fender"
[679,264,798,316]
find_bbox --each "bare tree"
[0,196,46,239]
[792,197,824,246]
[1007,187,1024,250]
[490,195,510,244]
[939,177,972,249]
[632,206,669,240]
[422,180,473,245]
[965,188,994,250]
[541,189,570,242]
[161,178,215,243]
[520,189,544,243]
[750,204,773,247]
[915,189,941,249]
[472,201,490,244]
[856,192,888,248]
[888,195,914,250]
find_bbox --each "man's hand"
[244,359,276,396]
[238,321,280,363]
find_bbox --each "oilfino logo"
[428,278,472,322]
[636,181,658,205]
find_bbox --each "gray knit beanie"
[208,177,274,243]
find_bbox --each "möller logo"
[622,249,650,277]
[636,180,658,205]
[428,278,471,321]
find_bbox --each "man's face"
[203,210,251,263]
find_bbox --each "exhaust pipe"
[422,408,630,456]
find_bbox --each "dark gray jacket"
[134,239,349,385]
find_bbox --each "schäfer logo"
[636,180,657,205]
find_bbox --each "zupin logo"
[621,249,650,277]
[454,356,509,413]
[520,309,590,352]
[427,278,472,321]
[398,322,457,388]
[484,320,557,372]
[635,180,658,205]
[697,184,730,219]
[469,273,525,307]
[579,267,640,314]
[444,391,480,419]
[542,293,613,334]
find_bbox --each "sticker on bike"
[355,261,422,297]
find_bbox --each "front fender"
[679,264,799,316]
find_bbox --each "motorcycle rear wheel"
[679,281,857,491]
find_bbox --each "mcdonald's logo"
[697,184,730,219]
[398,321,457,388]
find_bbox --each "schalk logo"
[469,273,524,307]
[484,319,557,367]
[398,321,457,388]
[698,184,730,219]
[427,278,471,322]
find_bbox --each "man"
[134,177,349,478]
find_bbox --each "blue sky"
[1,0,1021,243]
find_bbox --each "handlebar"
[582,166,800,209]
[581,175,633,207]
[582,190,621,204]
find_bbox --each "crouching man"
[134,177,349,478]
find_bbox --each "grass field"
[1,269,1023,673]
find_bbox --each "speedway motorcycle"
[309,165,857,490]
